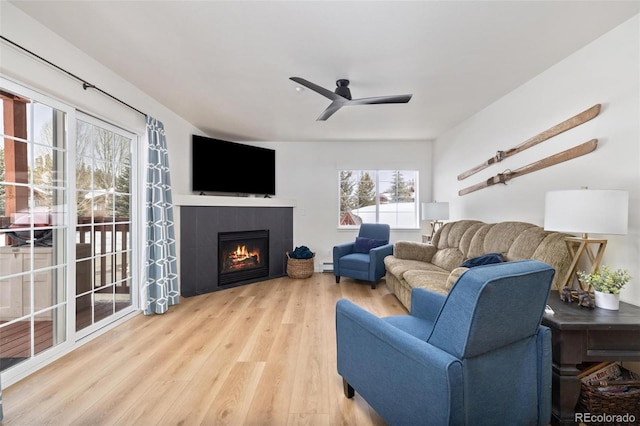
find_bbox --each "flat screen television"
[192,135,276,196]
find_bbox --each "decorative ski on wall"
[458,139,598,196]
[457,104,601,181]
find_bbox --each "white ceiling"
[10,1,640,142]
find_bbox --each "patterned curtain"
[143,116,179,314]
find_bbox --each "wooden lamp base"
[560,236,608,292]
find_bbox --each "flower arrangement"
[578,265,631,294]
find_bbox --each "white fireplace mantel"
[174,194,297,208]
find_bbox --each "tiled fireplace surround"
[179,200,294,297]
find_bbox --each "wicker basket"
[579,367,640,422]
[286,252,315,279]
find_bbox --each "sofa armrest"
[393,241,437,262]
[336,298,464,425]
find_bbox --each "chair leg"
[335,276,340,284]
[371,282,376,289]
[343,378,355,398]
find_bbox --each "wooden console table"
[542,291,640,425]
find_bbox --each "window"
[338,170,419,229]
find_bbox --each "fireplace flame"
[231,245,261,264]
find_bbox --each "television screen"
[192,135,276,196]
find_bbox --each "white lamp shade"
[544,189,628,235]
[422,202,449,221]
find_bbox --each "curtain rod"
[1,35,146,117]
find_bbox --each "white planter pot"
[594,290,620,310]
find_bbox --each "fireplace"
[218,229,269,286]
[180,205,293,296]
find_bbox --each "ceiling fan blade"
[317,101,344,121]
[290,77,341,101]
[348,94,412,106]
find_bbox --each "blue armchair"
[333,223,393,289]
[336,259,554,425]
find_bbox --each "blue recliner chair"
[336,259,554,425]
[333,223,393,289]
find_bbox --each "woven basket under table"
[578,369,640,422]
[286,252,315,279]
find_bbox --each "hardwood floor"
[2,273,408,425]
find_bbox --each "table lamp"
[422,202,449,242]
[544,189,629,291]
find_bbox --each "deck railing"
[1,215,130,291]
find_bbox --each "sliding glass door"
[0,78,139,378]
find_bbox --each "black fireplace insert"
[218,229,269,286]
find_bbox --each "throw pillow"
[353,237,388,254]
[460,253,504,268]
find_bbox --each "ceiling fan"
[290,77,412,121]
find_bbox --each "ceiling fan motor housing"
[335,79,352,100]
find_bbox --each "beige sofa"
[384,220,572,310]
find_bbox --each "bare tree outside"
[76,121,131,219]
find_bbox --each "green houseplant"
[578,266,631,310]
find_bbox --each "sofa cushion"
[403,269,451,295]
[445,267,469,291]
[338,252,372,269]
[507,227,552,260]
[472,222,537,259]
[431,247,465,271]
[460,253,504,268]
[433,220,483,251]
[354,237,387,253]
[531,233,572,290]
[458,222,486,257]
[384,257,445,278]
[466,224,495,259]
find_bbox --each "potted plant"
[578,265,631,310]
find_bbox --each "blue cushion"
[353,237,388,253]
[460,253,504,268]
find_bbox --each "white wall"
[433,15,640,306]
